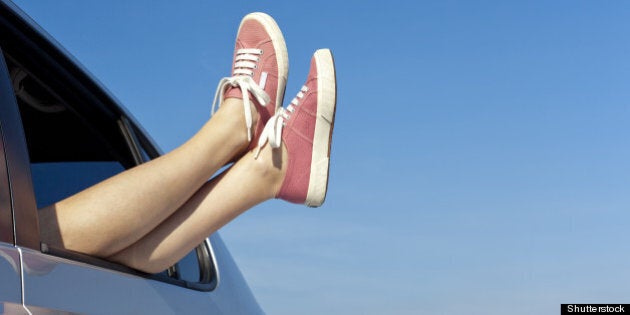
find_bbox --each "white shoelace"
[211,48,270,142]
[254,86,309,158]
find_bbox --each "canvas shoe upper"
[255,49,336,207]
[211,12,288,148]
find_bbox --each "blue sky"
[11,1,630,314]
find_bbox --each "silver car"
[0,1,264,314]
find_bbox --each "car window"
[2,51,215,290]
[177,250,201,283]
[7,60,131,207]
[30,161,125,209]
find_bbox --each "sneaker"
[256,49,336,207]
[211,12,289,147]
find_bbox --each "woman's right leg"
[39,99,257,257]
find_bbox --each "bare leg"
[39,98,258,257]
[109,144,287,273]
[107,49,336,273]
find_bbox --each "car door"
[0,41,224,315]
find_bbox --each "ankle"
[248,144,287,198]
[224,96,260,129]
[216,97,260,144]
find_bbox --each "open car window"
[5,55,133,207]
[1,49,216,291]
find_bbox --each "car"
[0,1,264,314]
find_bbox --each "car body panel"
[0,244,22,310]
[22,248,223,314]
[204,234,265,315]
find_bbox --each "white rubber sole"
[305,49,336,207]
[239,12,289,112]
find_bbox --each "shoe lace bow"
[211,48,270,141]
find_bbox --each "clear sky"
[11,1,630,314]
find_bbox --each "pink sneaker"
[256,49,337,207]
[211,12,289,147]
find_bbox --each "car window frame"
[0,45,38,249]
[122,120,218,291]
[0,47,16,245]
[0,1,217,290]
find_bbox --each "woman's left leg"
[108,144,286,273]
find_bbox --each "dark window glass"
[177,249,201,283]
[6,58,129,208]
[30,161,124,208]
